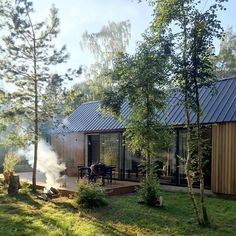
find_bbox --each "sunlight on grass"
[0,184,236,235]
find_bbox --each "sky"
[14,0,236,83]
[32,0,153,78]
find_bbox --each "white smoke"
[18,140,66,188]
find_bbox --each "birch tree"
[150,0,227,225]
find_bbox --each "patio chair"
[102,166,113,184]
[89,162,112,185]
[78,166,91,179]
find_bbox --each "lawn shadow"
[52,200,77,212]
[80,193,199,235]
[15,193,42,209]
[82,213,131,236]
[0,202,46,235]
[0,196,75,235]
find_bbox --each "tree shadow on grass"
[78,194,199,236]
[14,193,42,209]
[52,200,77,212]
[0,199,75,235]
[0,203,45,235]
[81,213,131,236]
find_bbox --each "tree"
[61,21,131,113]
[81,20,131,68]
[79,21,131,101]
[151,0,227,225]
[102,35,172,206]
[0,0,71,191]
[61,81,92,115]
[214,27,236,78]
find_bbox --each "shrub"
[138,170,161,207]
[3,152,21,183]
[76,179,108,208]
[19,181,31,194]
[3,152,20,174]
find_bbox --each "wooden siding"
[212,122,236,195]
[51,132,85,176]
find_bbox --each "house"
[52,77,236,195]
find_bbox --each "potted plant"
[3,152,20,184]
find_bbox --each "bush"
[138,171,161,207]
[19,181,31,194]
[3,152,20,174]
[3,152,21,183]
[76,179,108,208]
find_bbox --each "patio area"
[0,171,214,196]
[16,172,140,196]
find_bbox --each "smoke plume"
[18,140,65,188]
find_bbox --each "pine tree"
[1,0,70,191]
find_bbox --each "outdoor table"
[78,165,115,184]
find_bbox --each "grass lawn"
[0,184,235,236]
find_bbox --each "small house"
[52,77,236,195]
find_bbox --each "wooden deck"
[14,172,140,197]
[34,180,139,197]
[1,172,214,197]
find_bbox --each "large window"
[178,129,187,185]
[124,149,142,180]
[86,127,212,185]
[155,134,177,184]
[177,127,212,187]
[100,133,121,179]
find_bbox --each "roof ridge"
[216,76,236,82]
[81,100,100,105]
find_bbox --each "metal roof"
[56,101,129,133]
[161,77,236,125]
[56,77,236,133]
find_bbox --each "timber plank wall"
[212,122,236,195]
[51,132,85,176]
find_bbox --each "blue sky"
[33,0,152,75]
[32,0,235,77]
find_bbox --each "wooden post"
[8,175,20,195]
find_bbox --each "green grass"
[0,184,235,236]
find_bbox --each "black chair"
[89,163,112,185]
[78,166,91,180]
[102,166,113,184]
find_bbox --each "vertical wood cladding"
[212,122,236,195]
[51,132,85,176]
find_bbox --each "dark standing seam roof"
[55,77,236,133]
[56,101,129,133]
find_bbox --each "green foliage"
[214,27,236,78]
[81,20,131,68]
[76,179,108,208]
[3,152,20,173]
[66,21,131,107]
[138,168,161,207]
[102,34,172,181]
[19,181,31,194]
[0,190,235,235]
[1,0,71,123]
[61,21,131,113]
[151,0,228,226]
[101,37,172,207]
[61,81,95,115]
[0,0,75,189]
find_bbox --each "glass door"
[99,133,121,179]
[87,135,100,166]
